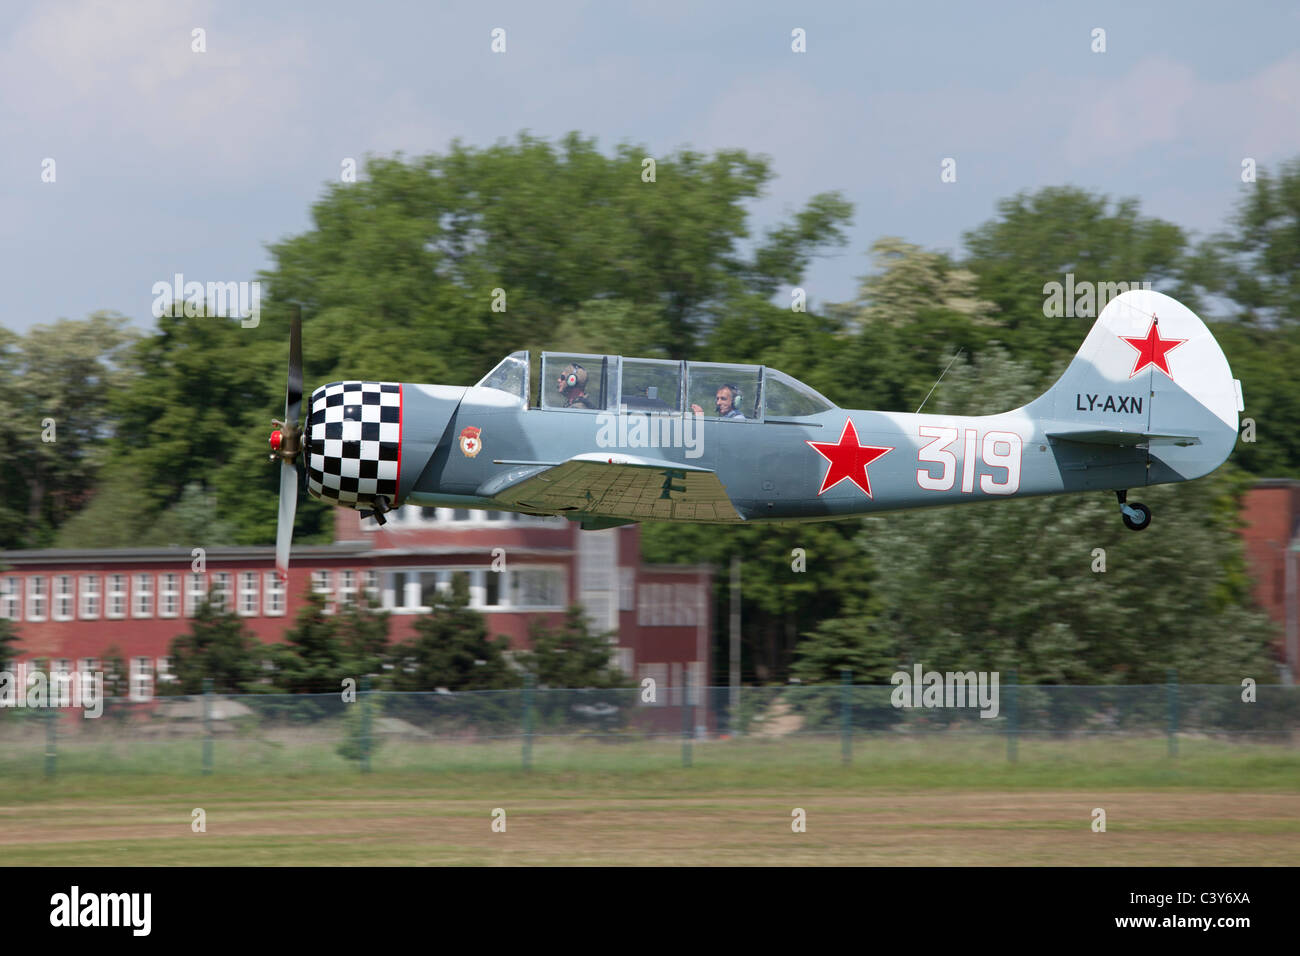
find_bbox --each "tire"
[1122,502,1151,531]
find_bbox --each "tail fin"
[1028,289,1242,483]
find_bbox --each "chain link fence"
[1,679,1296,776]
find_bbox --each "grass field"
[2,736,1297,865]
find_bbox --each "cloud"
[1063,53,1300,165]
[0,0,310,176]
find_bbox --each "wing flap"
[485,453,744,523]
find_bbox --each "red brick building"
[0,506,712,702]
[1240,479,1300,682]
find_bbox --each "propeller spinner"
[269,305,304,582]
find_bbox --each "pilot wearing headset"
[557,363,595,409]
[691,383,746,420]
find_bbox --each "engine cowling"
[305,381,402,509]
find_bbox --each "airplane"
[267,289,1243,577]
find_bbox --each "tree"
[0,312,138,548]
[271,590,348,694]
[1193,157,1300,327]
[962,186,1194,374]
[389,573,519,691]
[165,601,264,694]
[0,616,20,670]
[517,607,629,688]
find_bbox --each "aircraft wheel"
[1121,502,1151,531]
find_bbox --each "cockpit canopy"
[475,351,837,420]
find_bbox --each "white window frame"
[52,575,74,621]
[362,569,378,603]
[159,573,180,618]
[79,574,101,620]
[311,570,333,614]
[132,573,154,618]
[508,567,566,610]
[129,656,154,701]
[185,572,208,617]
[156,656,175,685]
[211,572,232,613]
[51,659,74,707]
[238,571,259,617]
[0,577,19,621]
[337,570,356,607]
[263,570,285,616]
[78,658,100,699]
[26,576,47,622]
[106,573,127,620]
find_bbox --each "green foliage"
[0,616,20,668]
[0,312,138,548]
[271,589,390,694]
[1194,158,1300,327]
[962,186,1195,374]
[165,602,264,694]
[389,573,520,691]
[516,606,630,689]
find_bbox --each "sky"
[3,0,1298,334]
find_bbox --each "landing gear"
[1116,490,1151,531]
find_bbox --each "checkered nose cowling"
[306,381,401,508]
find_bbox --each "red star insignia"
[805,419,892,497]
[1120,316,1186,380]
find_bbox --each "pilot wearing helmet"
[692,383,745,420]
[557,363,594,409]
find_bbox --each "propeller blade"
[275,459,299,582]
[285,303,303,426]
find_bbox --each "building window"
[51,659,73,706]
[509,568,565,609]
[106,574,127,619]
[338,570,356,607]
[185,573,207,617]
[0,577,19,621]
[159,573,180,618]
[26,576,47,621]
[79,574,101,619]
[311,570,333,613]
[362,570,378,603]
[53,575,74,621]
[675,583,699,626]
[156,657,175,686]
[132,573,154,618]
[78,659,99,699]
[211,572,232,613]
[238,571,259,617]
[482,569,502,607]
[619,568,635,612]
[129,657,154,701]
[263,571,285,616]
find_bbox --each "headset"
[718,383,741,402]
[559,363,586,390]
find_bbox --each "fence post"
[201,678,214,776]
[44,706,57,780]
[360,675,372,774]
[1166,668,1178,758]
[681,671,693,768]
[522,673,534,772]
[1005,669,1018,764]
[840,669,852,766]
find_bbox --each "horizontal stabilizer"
[1047,428,1201,448]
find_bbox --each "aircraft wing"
[1046,428,1202,448]
[482,453,745,522]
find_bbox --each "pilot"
[692,383,745,420]
[557,363,594,409]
